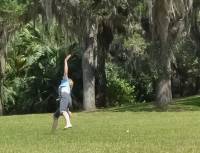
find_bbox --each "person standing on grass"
[52,54,73,131]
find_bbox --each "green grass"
[107,95,200,112]
[1,95,200,153]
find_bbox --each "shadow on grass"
[175,96,200,106]
[105,95,200,112]
[105,103,159,112]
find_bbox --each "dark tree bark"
[95,21,113,107]
[156,43,172,108]
[195,77,200,94]
[153,0,172,108]
[190,3,200,94]
[95,44,106,107]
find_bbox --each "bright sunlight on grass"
[1,96,200,153]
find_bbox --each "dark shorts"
[53,93,72,118]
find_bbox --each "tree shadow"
[105,103,158,112]
[175,96,200,107]
[105,95,200,112]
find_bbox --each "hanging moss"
[41,0,53,24]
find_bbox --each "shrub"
[106,62,135,106]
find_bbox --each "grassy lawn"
[1,96,200,153]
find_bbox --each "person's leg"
[67,108,72,118]
[67,95,73,118]
[51,109,60,132]
[62,111,72,128]
[51,117,58,132]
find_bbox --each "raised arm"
[64,54,71,77]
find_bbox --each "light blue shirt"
[59,79,71,96]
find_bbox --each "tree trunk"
[0,99,2,116]
[152,0,193,108]
[82,24,97,111]
[153,0,193,108]
[0,59,3,115]
[95,45,106,107]
[195,76,200,94]
[0,64,2,115]
[95,21,113,107]
[153,0,172,108]
[0,27,6,116]
[0,74,4,115]
[156,44,172,108]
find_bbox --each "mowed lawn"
[1,96,200,153]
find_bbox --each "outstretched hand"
[65,54,72,61]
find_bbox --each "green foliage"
[174,38,199,77]
[124,33,148,55]
[172,37,200,96]
[0,0,25,12]
[2,0,200,114]
[0,0,29,23]
[106,62,135,106]
[3,22,63,114]
[3,20,83,114]
[110,28,155,102]
[132,0,148,20]
[130,73,155,102]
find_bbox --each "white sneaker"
[64,124,72,129]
